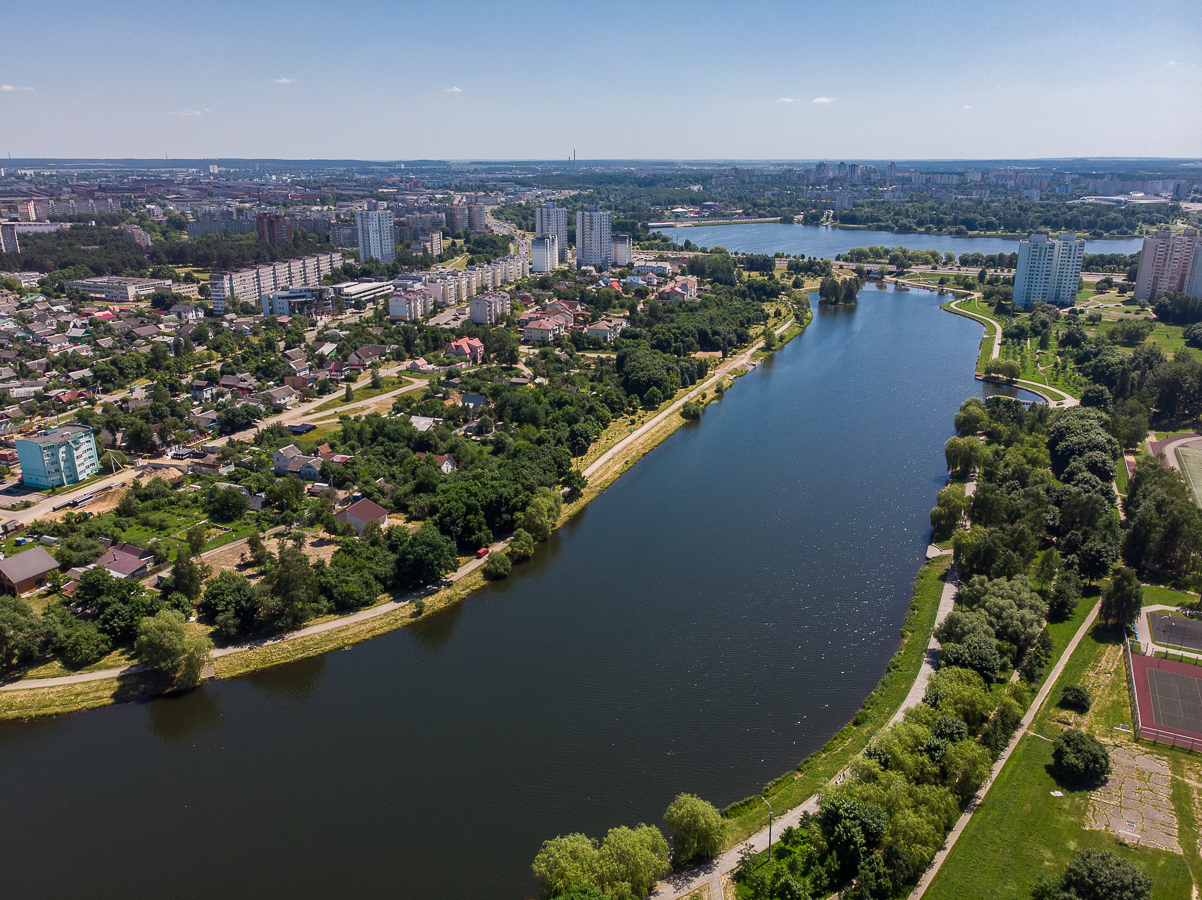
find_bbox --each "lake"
[0,285,1037,899]
[652,221,1143,259]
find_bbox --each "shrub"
[1033,848,1151,900]
[680,400,702,420]
[483,552,512,581]
[663,793,725,864]
[508,528,535,561]
[1051,729,1110,787]
[1059,683,1092,711]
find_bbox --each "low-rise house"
[284,348,309,376]
[191,381,216,403]
[415,451,457,474]
[444,337,485,364]
[348,344,388,368]
[258,385,299,408]
[409,415,441,432]
[460,393,489,415]
[586,318,626,343]
[168,304,204,322]
[523,317,563,343]
[272,444,322,480]
[0,546,60,595]
[334,497,389,534]
[92,541,155,579]
[187,453,234,476]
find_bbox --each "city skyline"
[2,0,1198,161]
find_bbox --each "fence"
[1127,637,1202,752]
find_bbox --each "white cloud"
[811,97,835,104]
[1166,60,1178,66]
[0,84,34,92]
[963,105,973,110]
[777,97,797,103]
[445,86,462,92]
[169,108,204,117]
[274,76,296,83]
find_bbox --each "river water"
[653,221,1144,259]
[0,285,1037,899]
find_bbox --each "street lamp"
[760,797,774,863]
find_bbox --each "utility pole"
[760,797,774,863]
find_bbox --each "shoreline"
[0,312,811,720]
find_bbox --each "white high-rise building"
[611,233,633,267]
[535,201,569,262]
[355,209,396,264]
[575,204,612,271]
[1013,232,1085,308]
[1133,229,1202,302]
[532,235,559,274]
[1186,245,1202,301]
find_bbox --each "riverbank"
[0,315,810,721]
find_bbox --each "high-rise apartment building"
[1187,245,1202,301]
[16,425,99,489]
[356,209,396,264]
[532,235,559,273]
[0,223,19,255]
[256,213,293,244]
[1133,229,1202,302]
[575,204,612,271]
[611,233,633,267]
[1013,232,1085,308]
[535,201,569,262]
[445,204,469,233]
[467,203,488,234]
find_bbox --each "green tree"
[596,824,670,900]
[483,552,512,580]
[0,595,43,670]
[1051,729,1111,788]
[208,486,249,523]
[508,528,535,561]
[944,436,981,477]
[940,632,1003,682]
[1100,567,1142,628]
[134,609,211,690]
[663,793,725,864]
[532,833,600,899]
[247,531,270,567]
[398,521,458,588]
[518,488,564,542]
[1032,849,1151,900]
[259,544,319,629]
[162,550,208,604]
[186,524,208,556]
[930,483,968,539]
[562,469,588,501]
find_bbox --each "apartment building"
[356,209,396,264]
[209,252,341,311]
[532,234,559,273]
[1134,229,1202,302]
[611,233,633,267]
[1012,232,1085,308]
[576,204,612,271]
[470,291,511,325]
[256,213,293,244]
[63,275,172,302]
[16,425,100,489]
[535,201,569,262]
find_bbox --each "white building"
[535,201,569,262]
[532,234,559,273]
[389,289,434,321]
[356,209,396,264]
[1187,245,1202,301]
[611,233,633,267]
[1012,232,1085,309]
[261,286,335,318]
[1133,229,1202,302]
[470,291,511,325]
[576,204,612,271]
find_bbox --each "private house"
[522,317,562,343]
[334,497,389,534]
[92,541,155,579]
[220,373,259,394]
[272,444,322,480]
[444,336,485,364]
[284,348,309,376]
[586,318,626,343]
[348,344,389,368]
[460,394,489,416]
[0,545,60,595]
[191,381,216,403]
[416,451,457,474]
[168,304,205,322]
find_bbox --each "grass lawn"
[310,375,409,414]
[926,619,1194,900]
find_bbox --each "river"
[0,284,1038,899]
[652,221,1143,259]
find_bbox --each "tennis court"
[1131,652,1202,748]
[1150,613,1202,653]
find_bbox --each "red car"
[475,547,489,559]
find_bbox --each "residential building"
[209,252,341,310]
[121,223,152,249]
[444,336,485,363]
[469,291,510,325]
[446,204,469,233]
[1187,245,1202,301]
[335,497,389,534]
[576,205,612,271]
[586,318,626,343]
[16,425,100,489]
[261,285,335,319]
[467,203,488,234]
[272,444,322,480]
[330,220,358,247]
[389,289,434,321]
[0,546,60,595]
[92,541,154,579]
[523,316,565,343]
[611,233,633,267]
[1012,232,1085,308]
[532,234,559,273]
[535,201,569,262]
[411,230,443,256]
[168,304,204,322]
[356,209,396,264]
[191,381,216,403]
[1133,229,1202,302]
[256,213,293,244]
[0,223,19,255]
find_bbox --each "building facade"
[469,291,511,325]
[16,425,100,489]
[532,234,559,273]
[1012,232,1085,308]
[256,213,293,244]
[261,286,335,318]
[355,209,396,264]
[576,204,612,271]
[535,201,569,262]
[467,203,488,234]
[1133,229,1202,302]
[611,233,633,267]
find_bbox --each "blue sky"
[2,0,1199,160]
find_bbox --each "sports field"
[1174,446,1202,508]
[1131,652,1202,749]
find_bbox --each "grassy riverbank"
[721,555,951,846]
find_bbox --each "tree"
[1032,849,1151,900]
[1059,684,1092,711]
[483,552,511,580]
[663,793,725,864]
[944,436,981,477]
[532,834,600,899]
[162,550,208,604]
[208,486,249,523]
[186,524,208,556]
[984,358,1021,380]
[259,544,319,629]
[134,609,211,690]
[508,528,535,561]
[1051,729,1111,788]
[518,488,564,543]
[247,531,270,567]
[398,521,458,588]
[201,570,261,637]
[818,795,889,875]
[1100,567,1142,628]
[596,824,670,900]
[940,632,1003,682]
[643,386,663,409]
[0,595,43,670]
[1035,548,1060,591]
[562,469,588,502]
[930,483,968,539]
[1049,569,1081,620]
[76,567,159,639]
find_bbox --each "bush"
[1059,684,1092,711]
[1051,729,1110,787]
[680,400,702,420]
[508,528,535,561]
[483,552,512,580]
[663,793,725,864]
[1033,848,1151,900]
